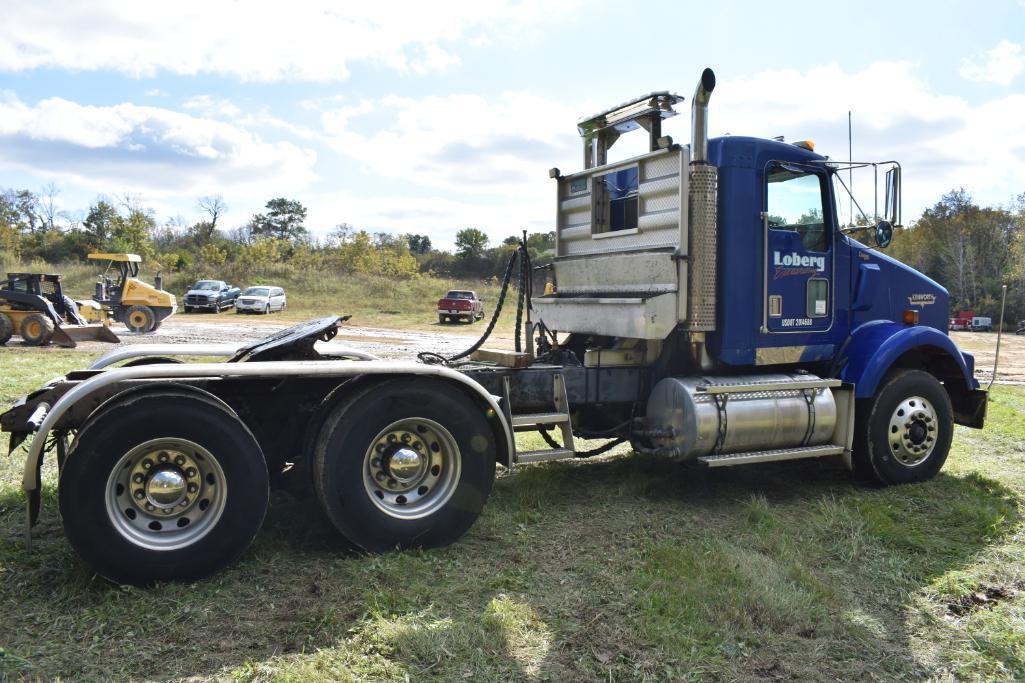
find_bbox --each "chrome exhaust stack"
[687,68,718,334]
[690,68,716,164]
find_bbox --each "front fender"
[838,322,977,398]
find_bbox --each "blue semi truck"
[1,68,986,584]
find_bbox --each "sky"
[1,0,1024,249]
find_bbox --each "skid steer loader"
[0,273,120,347]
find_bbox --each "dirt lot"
[28,319,1025,384]
[23,314,516,362]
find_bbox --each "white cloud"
[0,94,317,198]
[182,95,242,119]
[959,40,1025,85]
[0,1,579,81]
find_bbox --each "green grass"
[1,352,1024,680]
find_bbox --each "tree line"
[0,188,555,283]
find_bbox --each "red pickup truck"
[437,290,485,324]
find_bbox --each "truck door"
[764,164,833,334]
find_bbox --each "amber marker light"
[902,309,920,325]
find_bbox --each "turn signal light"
[902,309,919,325]
[793,140,815,151]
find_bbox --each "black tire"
[124,304,155,333]
[313,378,496,552]
[184,306,193,314]
[0,312,13,345]
[852,369,953,485]
[59,391,269,584]
[264,304,270,315]
[438,315,446,324]
[20,313,54,345]
[236,308,242,314]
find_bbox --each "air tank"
[645,373,837,459]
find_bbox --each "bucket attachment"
[52,324,121,347]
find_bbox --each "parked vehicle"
[236,286,287,314]
[970,316,993,332]
[183,280,240,313]
[1,68,988,585]
[949,310,973,331]
[82,253,177,333]
[438,290,485,323]
[0,273,119,347]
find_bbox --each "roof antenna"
[848,111,853,226]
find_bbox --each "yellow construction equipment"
[82,253,177,333]
[0,273,119,347]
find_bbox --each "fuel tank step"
[516,448,576,464]
[697,444,845,467]
[511,412,570,428]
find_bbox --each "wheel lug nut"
[145,503,155,511]
[175,455,186,465]
[388,434,397,442]
[372,458,381,467]
[158,452,169,463]
[388,479,397,488]
[376,472,386,482]
[133,474,144,484]
[185,468,197,478]
[187,484,198,493]
[134,490,145,500]
[401,434,411,443]
[142,460,152,470]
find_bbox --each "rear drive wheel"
[124,305,155,333]
[438,315,446,324]
[20,313,54,345]
[59,391,269,584]
[0,312,13,345]
[313,378,496,552]
[852,369,953,485]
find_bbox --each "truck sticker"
[780,317,814,327]
[908,293,936,306]
[773,251,826,280]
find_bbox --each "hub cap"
[887,396,938,467]
[362,417,461,520]
[105,438,227,550]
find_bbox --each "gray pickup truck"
[183,279,241,313]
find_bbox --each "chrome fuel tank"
[645,373,837,459]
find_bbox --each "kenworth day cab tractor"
[2,69,986,584]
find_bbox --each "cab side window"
[766,166,829,253]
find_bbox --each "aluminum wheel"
[105,437,227,550]
[362,417,461,520]
[887,395,938,467]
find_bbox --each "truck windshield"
[194,281,220,290]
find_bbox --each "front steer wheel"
[59,391,269,585]
[313,378,497,552]
[852,369,953,485]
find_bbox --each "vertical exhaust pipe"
[687,68,718,336]
[690,68,716,164]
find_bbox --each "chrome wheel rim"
[362,417,461,520]
[105,438,227,550]
[887,395,938,467]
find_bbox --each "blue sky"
[1,0,1024,248]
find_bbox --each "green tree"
[83,199,120,246]
[455,227,489,259]
[250,198,309,243]
[405,233,432,254]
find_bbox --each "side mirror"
[884,167,901,227]
[874,220,893,249]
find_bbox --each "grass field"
[1,349,1024,680]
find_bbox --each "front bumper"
[236,300,270,312]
